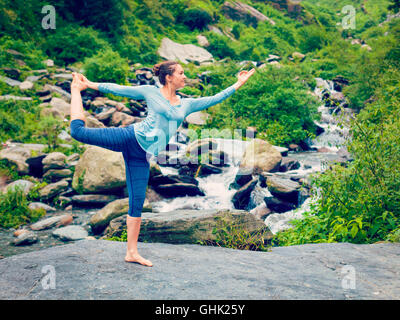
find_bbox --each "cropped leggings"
[70,119,150,217]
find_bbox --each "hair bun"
[153,64,161,77]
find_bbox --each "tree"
[389,0,400,13]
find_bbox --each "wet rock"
[264,196,296,213]
[279,158,301,172]
[154,183,205,198]
[265,175,301,205]
[232,178,258,210]
[30,214,73,231]
[12,231,38,246]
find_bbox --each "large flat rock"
[0,240,398,299]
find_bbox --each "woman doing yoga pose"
[70,61,255,266]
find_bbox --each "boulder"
[264,196,296,213]
[221,1,275,28]
[232,178,258,210]
[265,175,301,205]
[157,37,214,65]
[38,179,69,201]
[28,202,57,212]
[154,183,205,198]
[103,209,269,245]
[279,157,301,172]
[72,146,126,194]
[90,197,152,234]
[12,231,38,246]
[71,194,118,207]
[4,179,34,195]
[239,138,282,175]
[42,152,67,171]
[30,214,73,231]
[0,144,46,175]
[43,169,73,182]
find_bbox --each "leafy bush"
[83,48,130,84]
[0,185,45,229]
[180,8,213,31]
[43,25,110,66]
[204,32,237,60]
[298,25,332,52]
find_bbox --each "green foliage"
[36,115,64,150]
[298,25,333,53]
[0,99,42,143]
[107,229,127,242]
[204,32,237,60]
[388,0,400,13]
[43,25,110,66]
[83,49,130,84]
[0,36,47,70]
[180,8,213,31]
[0,185,45,229]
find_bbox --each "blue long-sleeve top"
[97,83,236,157]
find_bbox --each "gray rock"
[0,75,21,87]
[12,231,38,246]
[42,152,67,171]
[30,214,71,231]
[0,240,398,299]
[71,194,118,206]
[38,179,69,200]
[4,179,34,195]
[232,178,258,210]
[104,208,267,245]
[28,202,57,212]
[157,37,214,65]
[52,225,88,241]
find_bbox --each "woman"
[70,60,255,267]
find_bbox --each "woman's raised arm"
[76,73,149,100]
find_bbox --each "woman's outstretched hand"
[71,72,88,92]
[234,68,256,90]
[74,73,98,90]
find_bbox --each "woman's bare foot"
[125,252,153,267]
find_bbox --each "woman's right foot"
[125,252,153,267]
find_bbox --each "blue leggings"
[70,119,150,217]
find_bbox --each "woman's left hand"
[237,68,256,85]
[71,72,88,92]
